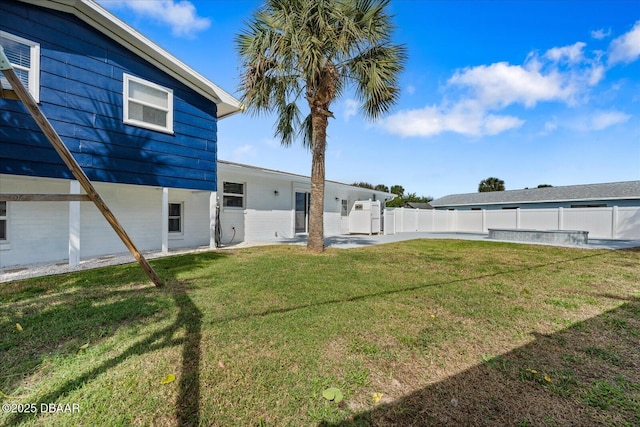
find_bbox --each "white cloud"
[586,110,631,130]
[381,101,523,137]
[545,42,586,63]
[380,29,635,139]
[608,20,640,65]
[382,105,444,137]
[448,60,574,108]
[565,110,631,132]
[591,28,611,40]
[483,114,525,135]
[343,99,359,122]
[379,52,595,138]
[406,85,416,95]
[542,118,558,135]
[100,0,211,38]
[587,65,606,86]
[541,111,630,134]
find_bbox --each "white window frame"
[341,199,348,217]
[123,73,173,133]
[222,182,245,209]
[168,202,183,236]
[0,31,40,102]
[0,201,9,249]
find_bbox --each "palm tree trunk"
[308,109,328,252]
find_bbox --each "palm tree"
[478,177,505,193]
[236,0,406,252]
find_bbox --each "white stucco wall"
[1,163,393,267]
[0,175,70,266]
[0,175,213,267]
[217,162,390,245]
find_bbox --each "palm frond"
[275,101,302,146]
[298,114,313,149]
[236,0,405,143]
[345,43,406,120]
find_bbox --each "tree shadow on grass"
[1,251,227,426]
[321,298,640,427]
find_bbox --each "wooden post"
[0,194,92,202]
[1,47,164,287]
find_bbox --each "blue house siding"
[0,1,218,191]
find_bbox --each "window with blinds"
[0,31,40,102]
[222,182,245,208]
[123,73,173,133]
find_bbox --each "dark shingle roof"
[431,181,640,207]
[404,202,434,209]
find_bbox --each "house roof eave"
[218,160,396,199]
[432,195,640,208]
[18,0,242,119]
[431,181,640,207]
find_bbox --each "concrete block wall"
[0,175,214,267]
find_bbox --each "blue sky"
[99,0,640,199]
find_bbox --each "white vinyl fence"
[384,206,640,240]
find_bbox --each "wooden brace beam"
[0,86,19,100]
[0,194,92,202]
[0,77,19,100]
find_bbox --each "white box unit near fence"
[349,200,381,235]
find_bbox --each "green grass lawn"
[1,239,639,426]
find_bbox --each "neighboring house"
[217,160,395,245]
[430,181,640,210]
[0,0,242,268]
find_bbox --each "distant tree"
[478,177,505,193]
[385,198,403,208]
[351,182,432,207]
[390,185,405,197]
[386,190,432,207]
[537,184,553,188]
[352,182,374,189]
[405,193,433,203]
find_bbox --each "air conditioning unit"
[348,200,381,235]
